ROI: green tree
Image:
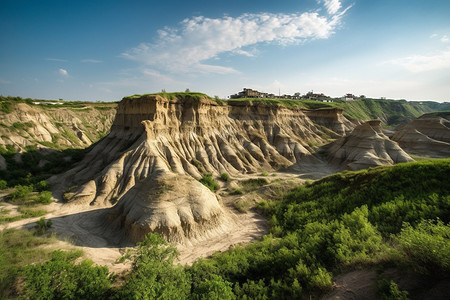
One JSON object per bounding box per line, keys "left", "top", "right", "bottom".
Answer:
{"left": 21, "top": 250, "right": 114, "bottom": 299}
{"left": 35, "top": 191, "right": 53, "bottom": 204}
{"left": 120, "top": 233, "right": 190, "bottom": 299}
{"left": 190, "top": 274, "right": 236, "bottom": 300}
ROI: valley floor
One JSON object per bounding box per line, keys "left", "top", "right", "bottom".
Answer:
{"left": 0, "top": 171, "right": 311, "bottom": 272}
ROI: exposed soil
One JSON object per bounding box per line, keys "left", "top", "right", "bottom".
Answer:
{"left": 0, "top": 171, "right": 314, "bottom": 273}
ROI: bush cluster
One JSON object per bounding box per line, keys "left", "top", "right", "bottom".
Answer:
{"left": 5, "top": 159, "right": 449, "bottom": 299}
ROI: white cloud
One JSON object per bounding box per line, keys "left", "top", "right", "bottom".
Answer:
{"left": 58, "top": 68, "right": 69, "bottom": 76}
{"left": 141, "top": 68, "right": 176, "bottom": 82}
{"left": 321, "top": 0, "right": 342, "bottom": 15}
{"left": 388, "top": 51, "right": 450, "bottom": 73}
{"left": 81, "top": 59, "right": 102, "bottom": 63}
{"left": 0, "top": 78, "right": 11, "bottom": 84}
{"left": 122, "top": 2, "right": 349, "bottom": 74}
{"left": 429, "top": 33, "right": 448, "bottom": 43}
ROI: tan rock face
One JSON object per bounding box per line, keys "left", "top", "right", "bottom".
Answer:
{"left": 392, "top": 113, "right": 450, "bottom": 158}
{"left": 303, "top": 107, "right": 355, "bottom": 137}
{"left": 325, "top": 120, "right": 414, "bottom": 171}
{"left": 0, "top": 102, "right": 116, "bottom": 151}
{"left": 52, "top": 95, "right": 356, "bottom": 244}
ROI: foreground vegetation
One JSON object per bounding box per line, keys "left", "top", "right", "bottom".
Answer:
{"left": 0, "top": 144, "right": 88, "bottom": 189}
{"left": 2, "top": 159, "right": 448, "bottom": 299}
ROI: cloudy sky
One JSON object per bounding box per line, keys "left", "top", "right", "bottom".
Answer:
{"left": 1, "top": 0, "right": 449, "bottom": 101}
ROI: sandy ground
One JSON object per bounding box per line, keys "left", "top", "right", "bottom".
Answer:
{"left": 0, "top": 198, "right": 268, "bottom": 273}
{"left": 0, "top": 168, "right": 331, "bottom": 273}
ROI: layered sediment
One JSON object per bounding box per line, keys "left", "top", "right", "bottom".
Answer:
{"left": 51, "top": 95, "right": 354, "bottom": 244}
{"left": 392, "top": 113, "right": 450, "bottom": 158}
{"left": 324, "top": 120, "right": 414, "bottom": 170}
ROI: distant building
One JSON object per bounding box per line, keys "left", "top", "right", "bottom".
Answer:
{"left": 230, "top": 88, "right": 261, "bottom": 99}
{"left": 343, "top": 94, "right": 356, "bottom": 101}
{"left": 230, "top": 88, "right": 332, "bottom": 102}
{"left": 304, "top": 91, "right": 330, "bottom": 101}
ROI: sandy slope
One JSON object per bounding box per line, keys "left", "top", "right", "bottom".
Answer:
{"left": 1, "top": 178, "right": 279, "bottom": 272}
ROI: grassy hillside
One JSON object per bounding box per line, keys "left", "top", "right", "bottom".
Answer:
{"left": 185, "top": 159, "right": 450, "bottom": 298}
{"left": 297, "top": 98, "right": 443, "bottom": 125}
{"left": 6, "top": 159, "right": 449, "bottom": 299}
{"left": 225, "top": 97, "right": 444, "bottom": 126}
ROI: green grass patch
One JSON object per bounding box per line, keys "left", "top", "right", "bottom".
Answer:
{"left": 0, "top": 101, "right": 13, "bottom": 113}
{"left": 239, "top": 178, "right": 269, "bottom": 192}
{"left": 233, "top": 198, "right": 252, "bottom": 213}
{"left": 123, "top": 92, "right": 220, "bottom": 104}
{"left": 10, "top": 122, "right": 33, "bottom": 131}
{"left": 0, "top": 228, "right": 56, "bottom": 298}
{"left": 199, "top": 173, "right": 220, "bottom": 192}
{"left": 220, "top": 172, "right": 230, "bottom": 182}
{"left": 227, "top": 98, "right": 305, "bottom": 109}
{"left": 230, "top": 187, "right": 244, "bottom": 195}
{"left": 0, "top": 207, "right": 46, "bottom": 224}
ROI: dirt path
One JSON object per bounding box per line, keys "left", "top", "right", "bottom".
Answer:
{"left": 0, "top": 189, "right": 270, "bottom": 273}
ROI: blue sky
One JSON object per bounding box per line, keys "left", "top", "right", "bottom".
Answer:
{"left": 1, "top": 0, "right": 450, "bottom": 102}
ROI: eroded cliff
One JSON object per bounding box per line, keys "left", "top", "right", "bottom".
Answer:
{"left": 0, "top": 102, "right": 116, "bottom": 151}
{"left": 323, "top": 120, "right": 414, "bottom": 171}
{"left": 51, "top": 94, "right": 356, "bottom": 243}
{"left": 392, "top": 112, "right": 450, "bottom": 158}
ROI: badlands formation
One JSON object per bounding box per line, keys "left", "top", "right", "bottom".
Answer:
{"left": 325, "top": 120, "right": 413, "bottom": 170}
{"left": 0, "top": 102, "right": 116, "bottom": 150}
{"left": 392, "top": 112, "right": 450, "bottom": 158}
{"left": 50, "top": 94, "right": 420, "bottom": 246}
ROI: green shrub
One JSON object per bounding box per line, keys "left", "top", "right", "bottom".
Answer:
{"left": 377, "top": 278, "right": 409, "bottom": 300}
{"left": 240, "top": 178, "right": 269, "bottom": 192}
{"left": 35, "top": 191, "right": 52, "bottom": 204}
{"left": 0, "top": 101, "right": 12, "bottom": 113}
{"left": 199, "top": 174, "right": 220, "bottom": 192}
{"left": 393, "top": 219, "right": 450, "bottom": 276}
{"left": 220, "top": 173, "right": 230, "bottom": 182}
{"left": 191, "top": 274, "right": 235, "bottom": 300}
{"left": 21, "top": 250, "right": 114, "bottom": 299}
{"left": 8, "top": 185, "right": 33, "bottom": 201}
{"left": 11, "top": 122, "right": 27, "bottom": 130}
{"left": 35, "top": 217, "right": 53, "bottom": 234}
{"left": 0, "top": 180, "right": 7, "bottom": 190}
{"left": 119, "top": 233, "right": 190, "bottom": 299}
{"left": 34, "top": 180, "right": 50, "bottom": 192}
